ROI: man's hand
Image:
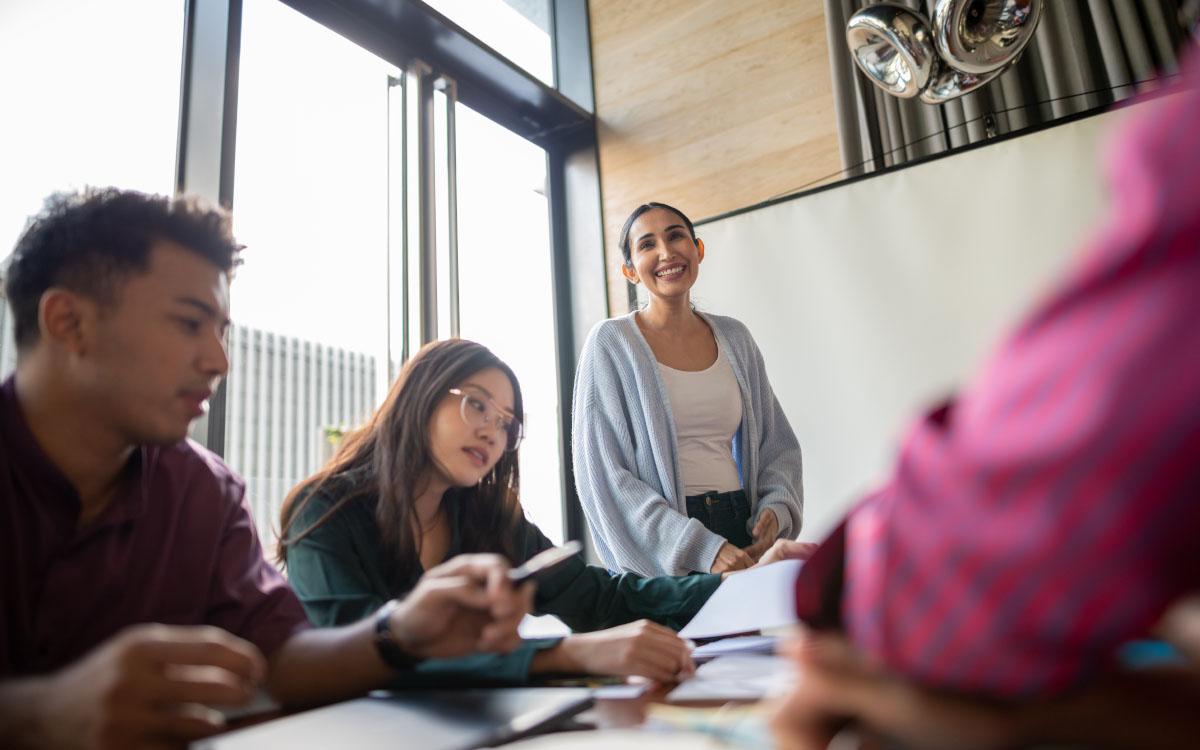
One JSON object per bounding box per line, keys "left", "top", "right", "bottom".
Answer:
{"left": 743, "top": 508, "right": 779, "bottom": 562}
{"left": 709, "top": 541, "right": 754, "bottom": 574}
{"left": 538, "top": 620, "right": 696, "bottom": 684}
{"left": 10, "top": 623, "right": 264, "bottom": 750}
{"left": 769, "top": 630, "right": 1018, "bottom": 750}
{"left": 390, "top": 553, "right": 533, "bottom": 660}
{"left": 1156, "top": 592, "right": 1200, "bottom": 662}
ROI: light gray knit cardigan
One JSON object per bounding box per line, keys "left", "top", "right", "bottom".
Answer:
{"left": 571, "top": 310, "right": 804, "bottom": 577}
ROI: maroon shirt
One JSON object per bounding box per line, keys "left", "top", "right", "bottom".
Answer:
{"left": 0, "top": 376, "right": 311, "bottom": 676}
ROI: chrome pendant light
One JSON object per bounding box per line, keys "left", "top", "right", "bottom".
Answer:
{"left": 919, "top": 63, "right": 1005, "bottom": 103}
{"left": 931, "top": 0, "right": 1042, "bottom": 74}
{"left": 847, "top": 0, "right": 1042, "bottom": 103}
{"left": 846, "top": 3, "right": 938, "bottom": 98}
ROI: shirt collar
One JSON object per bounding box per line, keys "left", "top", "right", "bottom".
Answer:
{"left": 1, "top": 375, "right": 151, "bottom": 532}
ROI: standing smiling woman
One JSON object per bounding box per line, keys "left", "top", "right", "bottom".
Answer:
{"left": 279, "top": 339, "right": 740, "bottom": 684}
{"left": 572, "top": 202, "right": 804, "bottom": 578}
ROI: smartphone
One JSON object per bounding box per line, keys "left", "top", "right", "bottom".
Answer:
{"left": 508, "top": 540, "right": 583, "bottom": 585}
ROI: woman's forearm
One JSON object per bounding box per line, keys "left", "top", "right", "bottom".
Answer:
{"left": 529, "top": 640, "right": 577, "bottom": 674}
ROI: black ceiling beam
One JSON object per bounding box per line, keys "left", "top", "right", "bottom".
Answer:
{"left": 277, "top": 0, "right": 593, "bottom": 147}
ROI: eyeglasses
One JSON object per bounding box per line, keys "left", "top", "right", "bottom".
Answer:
{"left": 448, "top": 387, "right": 524, "bottom": 453}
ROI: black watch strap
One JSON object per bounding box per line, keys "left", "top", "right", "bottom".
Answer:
{"left": 374, "top": 599, "right": 424, "bottom": 671}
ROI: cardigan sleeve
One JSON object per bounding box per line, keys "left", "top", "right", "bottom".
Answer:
{"left": 571, "top": 321, "right": 728, "bottom": 576}
{"left": 737, "top": 323, "right": 805, "bottom": 539}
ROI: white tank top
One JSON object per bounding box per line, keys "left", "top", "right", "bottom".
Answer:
{"left": 657, "top": 341, "right": 744, "bottom": 496}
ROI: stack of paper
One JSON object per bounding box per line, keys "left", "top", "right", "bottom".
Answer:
{"left": 666, "top": 654, "right": 794, "bottom": 702}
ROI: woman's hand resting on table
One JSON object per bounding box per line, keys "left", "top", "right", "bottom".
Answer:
{"left": 530, "top": 620, "right": 695, "bottom": 683}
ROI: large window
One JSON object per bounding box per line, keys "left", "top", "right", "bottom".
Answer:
{"left": 229, "top": 0, "right": 565, "bottom": 547}
{"left": 228, "top": 0, "right": 399, "bottom": 544}
{"left": 0, "top": 0, "right": 184, "bottom": 378}
{"left": 456, "top": 104, "right": 563, "bottom": 543}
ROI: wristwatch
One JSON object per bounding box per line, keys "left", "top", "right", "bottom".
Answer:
{"left": 373, "top": 599, "right": 424, "bottom": 671}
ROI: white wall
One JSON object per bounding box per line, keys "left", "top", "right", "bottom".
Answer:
{"left": 691, "top": 102, "right": 1147, "bottom": 542}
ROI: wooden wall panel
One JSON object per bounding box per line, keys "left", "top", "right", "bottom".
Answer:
{"left": 589, "top": 0, "right": 842, "bottom": 313}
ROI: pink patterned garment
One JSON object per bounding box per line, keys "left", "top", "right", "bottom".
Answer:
{"left": 801, "top": 49, "right": 1200, "bottom": 697}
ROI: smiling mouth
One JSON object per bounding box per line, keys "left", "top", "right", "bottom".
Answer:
{"left": 655, "top": 265, "right": 685, "bottom": 278}
{"left": 463, "top": 447, "right": 488, "bottom": 467}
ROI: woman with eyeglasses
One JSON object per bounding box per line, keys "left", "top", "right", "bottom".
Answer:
{"left": 572, "top": 202, "right": 805, "bottom": 578}
{"left": 278, "top": 339, "right": 797, "bottom": 684}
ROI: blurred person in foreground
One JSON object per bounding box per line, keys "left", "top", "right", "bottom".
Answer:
{"left": 773, "top": 45, "right": 1200, "bottom": 749}
{"left": 0, "top": 189, "right": 531, "bottom": 750}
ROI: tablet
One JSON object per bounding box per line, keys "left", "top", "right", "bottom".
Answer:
{"left": 193, "top": 686, "right": 594, "bottom": 750}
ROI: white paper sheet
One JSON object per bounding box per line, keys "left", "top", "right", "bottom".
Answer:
{"left": 666, "top": 654, "right": 794, "bottom": 702}
{"left": 518, "top": 613, "right": 572, "bottom": 638}
{"left": 678, "top": 559, "right": 803, "bottom": 640}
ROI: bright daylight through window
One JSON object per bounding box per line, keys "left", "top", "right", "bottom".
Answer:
{"left": 0, "top": 0, "right": 183, "bottom": 379}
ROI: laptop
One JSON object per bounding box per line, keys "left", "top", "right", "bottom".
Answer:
{"left": 192, "top": 687, "right": 594, "bottom": 750}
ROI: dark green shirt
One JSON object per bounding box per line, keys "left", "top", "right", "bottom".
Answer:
{"left": 284, "top": 473, "right": 721, "bottom": 683}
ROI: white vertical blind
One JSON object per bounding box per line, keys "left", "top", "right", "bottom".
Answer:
{"left": 224, "top": 324, "right": 376, "bottom": 557}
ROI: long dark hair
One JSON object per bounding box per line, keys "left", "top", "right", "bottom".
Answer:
{"left": 277, "top": 339, "right": 524, "bottom": 587}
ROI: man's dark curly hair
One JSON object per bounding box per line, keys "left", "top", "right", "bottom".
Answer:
{"left": 2, "top": 187, "right": 244, "bottom": 351}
